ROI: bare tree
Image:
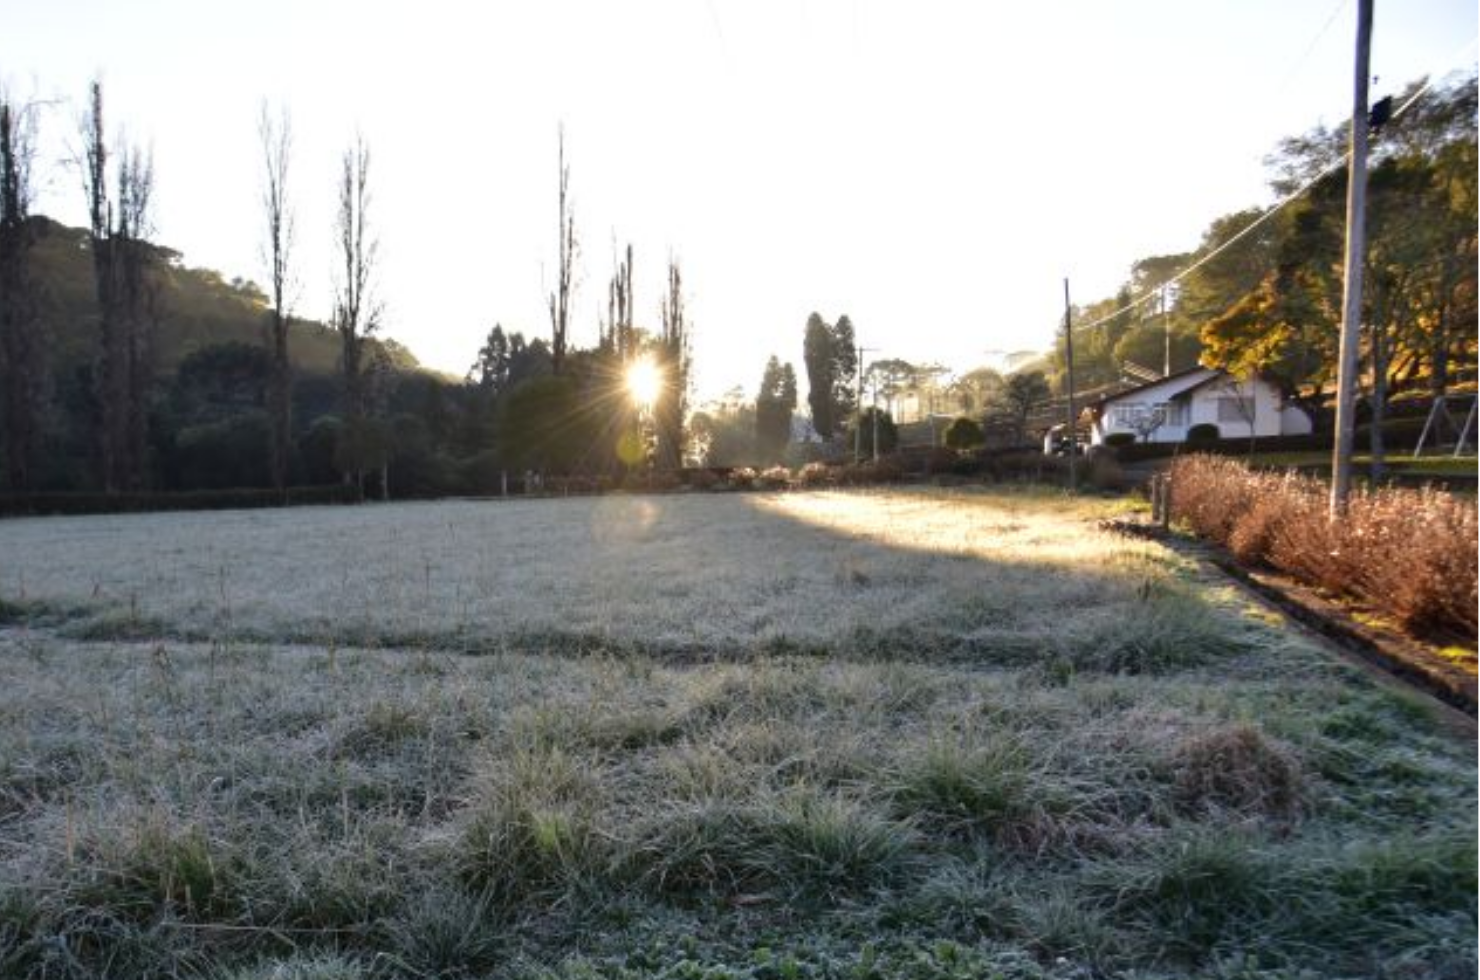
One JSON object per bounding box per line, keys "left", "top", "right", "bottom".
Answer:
{"left": 0, "top": 92, "right": 43, "bottom": 490}
{"left": 115, "top": 141, "right": 157, "bottom": 490}
{"left": 81, "top": 80, "right": 121, "bottom": 490}
{"left": 80, "top": 80, "right": 157, "bottom": 491}
{"left": 604, "top": 241, "right": 635, "bottom": 361}
{"left": 1213, "top": 375, "right": 1260, "bottom": 458}
{"left": 599, "top": 240, "right": 638, "bottom": 475}
{"left": 331, "top": 134, "right": 381, "bottom": 490}
{"left": 655, "top": 258, "right": 691, "bottom": 470}
{"left": 259, "top": 103, "right": 296, "bottom": 492}
{"left": 547, "top": 126, "right": 575, "bottom": 376}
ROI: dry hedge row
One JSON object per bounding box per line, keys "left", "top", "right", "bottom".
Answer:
{"left": 1168, "top": 454, "right": 1478, "bottom": 639}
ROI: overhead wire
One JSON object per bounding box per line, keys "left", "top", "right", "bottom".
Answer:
{"left": 1068, "top": 34, "right": 1479, "bottom": 337}
{"left": 1271, "top": 0, "right": 1352, "bottom": 98}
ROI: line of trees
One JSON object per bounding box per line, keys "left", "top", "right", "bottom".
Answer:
{"left": 82, "top": 80, "right": 159, "bottom": 493}
{"left": 0, "top": 89, "right": 42, "bottom": 491}
{"left": 0, "top": 79, "right": 710, "bottom": 497}
{"left": 1046, "top": 74, "right": 1477, "bottom": 429}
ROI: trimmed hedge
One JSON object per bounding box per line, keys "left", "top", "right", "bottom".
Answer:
{"left": 1113, "top": 433, "right": 1326, "bottom": 462}
{"left": 1186, "top": 423, "right": 1220, "bottom": 443}
{"left": 1111, "top": 417, "right": 1435, "bottom": 463}
{"left": 0, "top": 484, "right": 363, "bottom": 518}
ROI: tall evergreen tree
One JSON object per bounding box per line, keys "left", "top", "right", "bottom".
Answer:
{"left": 755, "top": 355, "right": 796, "bottom": 459}
{"left": 831, "top": 314, "right": 858, "bottom": 427}
{"left": 802, "top": 312, "right": 834, "bottom": 437}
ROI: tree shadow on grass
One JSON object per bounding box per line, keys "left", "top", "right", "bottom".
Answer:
{"left": 0, "top": 488, "right": 1273, "bottom": 674}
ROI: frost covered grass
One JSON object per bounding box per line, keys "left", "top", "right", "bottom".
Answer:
{"left": 0, "top": 488, "right": 1474, "bottom": 979}
{"left": 0, "top": 487, "right": 1224, "bottom": 664}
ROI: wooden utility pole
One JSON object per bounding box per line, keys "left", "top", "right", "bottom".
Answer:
{"left": 1162, "top": 285, "right": 1172, "bottom": 377}
{"left": 1330, "top": 0, "right": 1373, "bottom": 517}
{"left": 853, "top": 345, "right": 875, "bottom": 463}
{"left": 1064, "top": 278, "right": 1077, "bottom": 492}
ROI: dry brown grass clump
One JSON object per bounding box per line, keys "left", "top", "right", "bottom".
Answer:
{"left": 1169, "top": 722, "right": 1305, "bottom": 820}
{"left": 1169, "top": 455, "right": 1478, "bottom": 639}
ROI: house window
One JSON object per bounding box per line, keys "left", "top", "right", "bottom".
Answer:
{"left": 1111, "top": 403, "right": 1143, "bottom": 428}
{"left": 1161, "top": 401, "right": 1187, "bottom": 427}
{"left": 1217, "top": 397, "right": 1250, "bottom": 423}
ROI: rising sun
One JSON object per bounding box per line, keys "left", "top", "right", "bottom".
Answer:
{"left": 627, "top": 358, "right": 663, "bottom": 408}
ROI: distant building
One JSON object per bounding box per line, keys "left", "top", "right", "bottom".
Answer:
{"left": 1083, "top": 367, "right": 1312, "bottom": 446}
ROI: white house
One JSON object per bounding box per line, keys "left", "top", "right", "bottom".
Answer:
{"left": 1084, "top": 367, "right": 1312, "bottom": 446}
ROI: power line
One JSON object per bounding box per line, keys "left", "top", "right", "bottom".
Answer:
{"left": 1272, "top": 0, "right": 1352, "bottom": 98}
{"left": 1070, "top": 37, "right": 1478, "bottom": 337}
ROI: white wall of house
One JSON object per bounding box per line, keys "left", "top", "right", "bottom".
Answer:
{"left": 1183, "top": 377, "right": 1283, "bottom": 440}
{"left": 1091, "top": 372, "right": 1309, "bottom": 444}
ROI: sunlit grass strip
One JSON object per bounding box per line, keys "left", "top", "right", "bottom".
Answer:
{"left": 1, "top": 488, "right": 1243, "bottom": 668}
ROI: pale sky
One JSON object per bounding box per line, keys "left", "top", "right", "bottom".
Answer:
{"left": 3, "top": 0, "right": 1476, "bottom": 402}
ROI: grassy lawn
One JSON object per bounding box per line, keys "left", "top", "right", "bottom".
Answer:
{"left": 0, "top": 488, "right": 1474, "bottom": 979}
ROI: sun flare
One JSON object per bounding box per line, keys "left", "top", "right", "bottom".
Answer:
{"left": 626, "top": 358, "right": 663, "bottom": 408}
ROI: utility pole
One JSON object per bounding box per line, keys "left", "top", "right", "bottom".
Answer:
{"left": 1162, "top": 285, "right": 1172, "bottom": 377}
{"left": 871, "top": 376, "right": 880, "bottom": 461}
{"left": 1330, "top": 0, "right": 1373, "bottom": 517}
{"left": 854, "top": 345, "right": 876, "bottom": 463}
{"left": 1064, "top": 278, "right": 1077, "bottom": 492}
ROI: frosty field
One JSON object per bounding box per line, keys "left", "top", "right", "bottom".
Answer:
{"left": 0, "top": 488, "right": 1474, "bottom": 980}
{"left": 3, "top": 488, "right": 1189, "bottom": 660}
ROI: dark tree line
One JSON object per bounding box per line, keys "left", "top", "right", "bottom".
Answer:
{"left": 0, "top": 91, "right": 42, "bottom": 491}
{"left": 82, "top": 80, "right": 159, "bottom": 493}
{"left": 0, "top": 79, "right": 721, "bottom": 500}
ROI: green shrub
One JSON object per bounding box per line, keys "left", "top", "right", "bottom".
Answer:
{"left": 459, "top": 448, "right": 507, "bottom": 495}
{"left": 1186, "top": 423, "right": 1220, "bottom": 443}
{"left": 172, "top": 412, "right": 272, "bottom": 489}
{"left": 943, "top": 417, "right": 985, "bottom": 451}
{"left": 846, "top": 408, "right": 898, "bottom": 457}
{"left": 1103, "top": 432, "right": 1137, "bottom": 448}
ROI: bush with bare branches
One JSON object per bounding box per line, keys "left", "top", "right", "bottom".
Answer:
{"left": 1169, "top": 455, "right": 1477, "bottom": 638}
